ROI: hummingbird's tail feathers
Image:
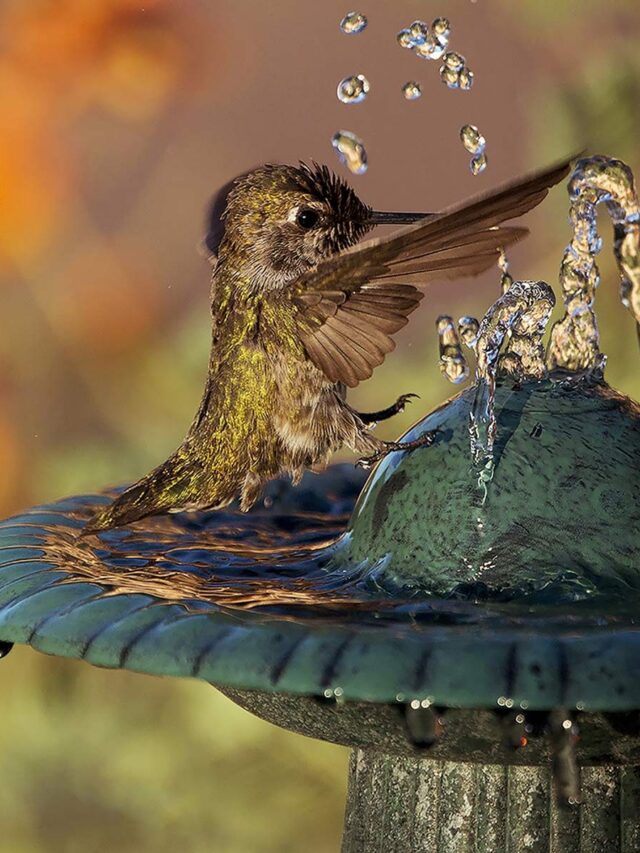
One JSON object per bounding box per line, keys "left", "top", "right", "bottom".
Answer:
{"left": 83, "top": 454, "right": 206, "bottom": 534}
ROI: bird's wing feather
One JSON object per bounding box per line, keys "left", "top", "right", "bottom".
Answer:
{"left": 291, "top": 156, "right": 573, "bottom": 387}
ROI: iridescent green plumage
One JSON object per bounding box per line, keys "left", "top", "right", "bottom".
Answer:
{"left": 87, "top": 158, "right": 572, "bottom": 532}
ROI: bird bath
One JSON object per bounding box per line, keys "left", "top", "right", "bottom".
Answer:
{"left": 0, "top": 156, "right": 639, "bottom": 852}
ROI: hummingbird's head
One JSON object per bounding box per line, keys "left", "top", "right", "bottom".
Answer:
{"left": 204, "top": 163, "right": 375, "bottom": 286}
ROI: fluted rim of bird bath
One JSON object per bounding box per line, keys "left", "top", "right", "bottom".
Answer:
{"left": 0, "top": 377, "right": 639, "bottom": 715}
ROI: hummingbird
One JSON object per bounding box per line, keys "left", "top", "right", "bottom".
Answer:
{"left": 86, "top": 156, "right": 572, "bottom": 532}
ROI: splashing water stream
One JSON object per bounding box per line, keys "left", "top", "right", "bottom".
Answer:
{"left": 547, "top": 155, "right": 640, "bottom": 370}
{"left": 436, "top": 315, "right": 470, "bottom": 383}
{"left": 469, "top": 281, "right": 556, "bottom": 494}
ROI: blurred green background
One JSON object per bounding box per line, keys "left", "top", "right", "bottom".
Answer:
{"left": 0, "top": 1, "right": 639, "bottom": 850}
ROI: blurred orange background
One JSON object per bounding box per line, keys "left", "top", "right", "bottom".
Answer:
{"left": 0, "top": 1, "right": 639, "bottom": 850}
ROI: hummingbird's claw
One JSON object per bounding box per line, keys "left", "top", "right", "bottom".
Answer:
{"left": 356, "top": 392, "right": 420, "bottom": 426}
{"left": 397, "top": 392, "right": 420, "bottom": 410}
{"left": 356, "top": 429, "right": 439, "bottom": 469}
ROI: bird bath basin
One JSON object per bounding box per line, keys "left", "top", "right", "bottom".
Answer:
{"left": 1, "top": 156, "right": 639, "bottom": 852}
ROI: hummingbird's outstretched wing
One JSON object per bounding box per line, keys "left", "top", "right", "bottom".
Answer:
{"left": 291, "top": 156, "right": 573, "bottom": 387}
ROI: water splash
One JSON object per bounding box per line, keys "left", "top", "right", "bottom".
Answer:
{"left": 498, "top": 250, "right": 513, "bottom": 294}
{"left": 415, "top": 37, "right": 446, "bottom": 62}
{"left": 332, "top": 130, "right": 368, "bottom": 175}
{"left": 340, "top": 11, "right": 367, "bottom": 34}
{"left": 397, "top": 17, "right": 450, "bottom": 61}
{"left": 460, "top": 125, "right": 487, "bottom": 175}
{"left": 460, "top": 124, "right": 485, "bottom": 155}
{"left": 470, "top": 153, "right": 487, "bottom": 176}
{"left": 337, "top": 74, "right": 370, "bottom": 104}
{"left": 470, "top": 281, "right": 555, "bottom": 495}
{"left": 458, "top": 68, "right": 474, "bottom": 91}
{"left": 397, "top": 29, "right": 414, "bottom": 49}
{"left": 432, "top": 17, "right": 451, "bottom": 47}
{"left": 436, "top": 315, "right": 470, "bottom": 384}
{"left": 458, "top": 316, "right": 479, "bottom": 349}
{"left": 440, "top": 51, "right": 474, "bottom": 90}
{"left": 547, "top": 155, "right": 640, "bottom": 370}
{"left": 408, "top": 20, "right": 428, "bottom": 45}
{"left": 401, "top": 81, "right": 422, "bottom": 100}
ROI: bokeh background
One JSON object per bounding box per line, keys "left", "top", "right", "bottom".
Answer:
{"left": 1, "top": 1, "right": 639, "bottom": 850}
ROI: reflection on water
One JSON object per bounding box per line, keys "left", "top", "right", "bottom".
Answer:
{"left": 1, "top": 456, "right": 639, "bottom": 631}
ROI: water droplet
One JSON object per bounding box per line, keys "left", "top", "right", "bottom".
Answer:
{"left": 440, "top": 66, "right": 460, "bottom": 88}
{"left": 498, "top": 250, "right": 513, "bottom": 293}
{"left": 470, "top": 153, "right": 488, "bottom": 176}
{"left": 415, "top": 37, "right": 446, "bottom": 61}
{"left": 431, "top": 17, "right": 451, "bottom": 46}
{"left": 402, "top": 81, "right": 422, "bottom": 100}
{"left": 458, "top": 316, "right": 479, "bottom": 349}
{"left": 460, "top": 124, "right": 486, "bottom": 155}
{"left": 396, "top": 28, "right": 414, "bottom": 49}
{"left": 337, "top": 74, "right": 370, "bottom": 104}
{"left": 437, "top": 315, "right": 470, "bottom": 384}
{"left": 409, "top": 20, "right": 429, "bottom": 45}
{"left": 340, "top": 11, "right": 367, "bottom": 34}
{"left": 331, "top": 130, "right": 368, "bottom": 175}
{"left": 459, "top": 68, "right": 474, "bottom": 90}
{"left": 444, "top": 51, "right": 465, "bottom": 71}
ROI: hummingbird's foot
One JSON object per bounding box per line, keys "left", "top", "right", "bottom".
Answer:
{"left": 356, "top": 429, "right": 438, "bottom": 470}
{"left": 356, "top": 393, "right": 419, "bottom": 426}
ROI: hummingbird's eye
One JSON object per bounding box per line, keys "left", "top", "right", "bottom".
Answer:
{"left": 296, "top": 208, "right": 320, "bottom": 230}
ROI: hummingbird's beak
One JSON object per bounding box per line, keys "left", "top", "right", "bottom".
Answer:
{"left": 368, "top": 210, "right": 435, "bottom": 225}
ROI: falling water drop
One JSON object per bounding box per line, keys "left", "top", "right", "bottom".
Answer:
{"left": 459, "top": 68, "right": 474, "bottom": 90}
{"left": 440, "top": 67, "right": 460, "bottom": 87}
{"left": 432, "top": 17, "right": 451, "bottom": 46}
{"left": 402, "top": 81, "right": 422, "bottom": 100}
{"left": 443, "top": 51, "right": 465, "bottom": 71}
{"left": 458, "top": 316, "right": 479, "bottom": 349}
{"left": 396, "top": 28, "right": 414, "bottom": 49}
{"left": 337, "top": 74, "right": 370, "bottom": 104}
{"left": 340, "top": 11, "right": 367, "bottom": 34}
{"left": 331, "top": 130, "right": 368, "bottom": 175}
{"left": 437, "top": 315, "right": 470, "bottom": 384}
{"left": 498, "top": 250, "right": 513, "bottom": 294}
{"left": 409, "top": 20, "right": 429, "bottom": 45}
{"left": 460, "top": 124, "right": 486, "bottom": 155}
{"left": 415, "top": 37, "right": 446, "bottom": 61}
{"left": 470, "top": 153, "right": 488, "bottom": 176}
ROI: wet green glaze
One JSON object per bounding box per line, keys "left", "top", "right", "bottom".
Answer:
{"left": 0, "top": 380, "right": 638, "bottom": 712}
{"left": 339, "top": 374, "right": 640, "bottom": 599}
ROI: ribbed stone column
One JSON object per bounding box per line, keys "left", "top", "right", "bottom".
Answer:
{"left": 341, "top": 751, "right": 640, "bottom": 853}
